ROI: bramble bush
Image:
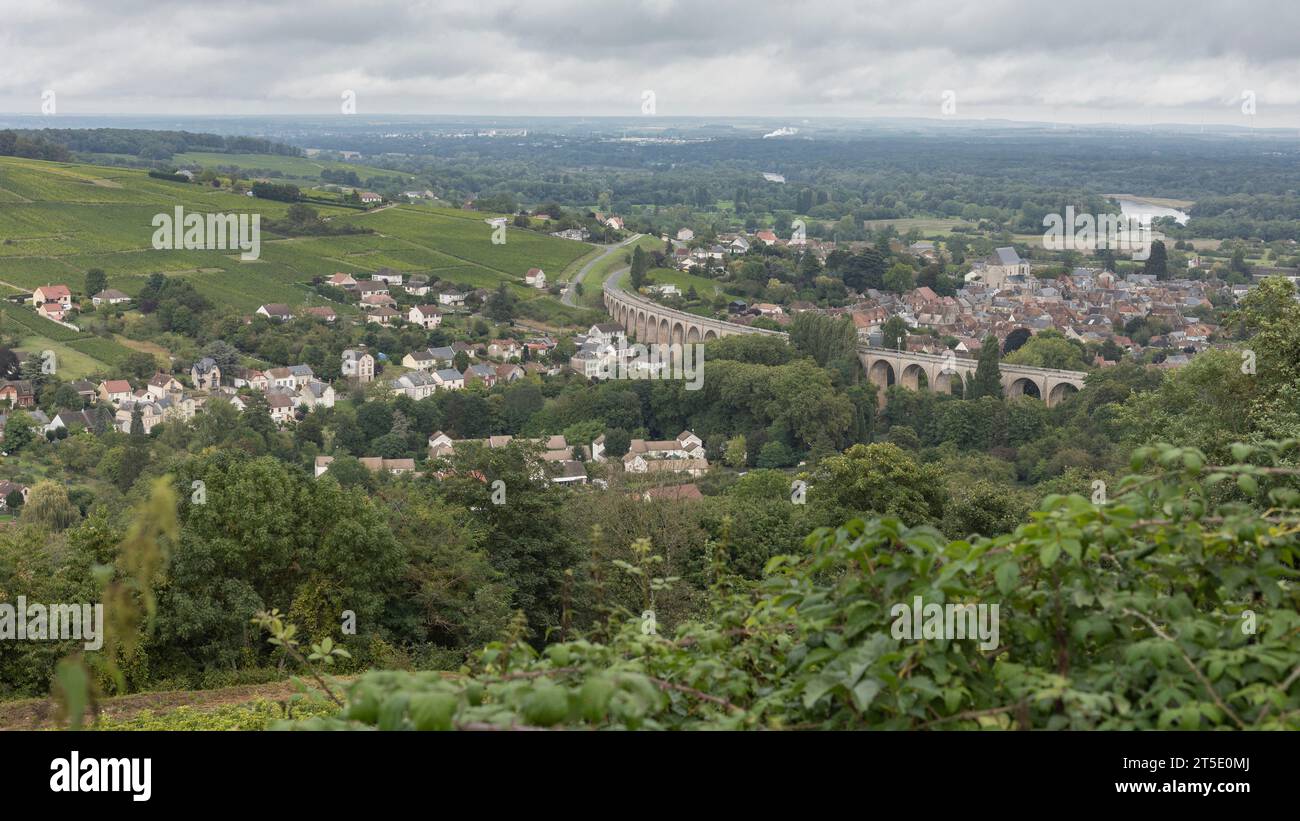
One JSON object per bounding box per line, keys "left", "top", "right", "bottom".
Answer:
{"left": 275, "top": 440, "right": 1299, "bottom": 731}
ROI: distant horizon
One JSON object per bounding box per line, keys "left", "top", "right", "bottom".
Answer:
{"left": 1, "top": 112, "right": 1298, "bottom": 136}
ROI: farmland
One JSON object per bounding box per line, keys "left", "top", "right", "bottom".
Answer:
{"left": 0, "top": 301, "right": 135, "bottom": 378}
{"left": 0, "top": 154, "right": 593, "bottom": 317}
{"left": 170, "top": 152, "right": 404, "bottom": 183}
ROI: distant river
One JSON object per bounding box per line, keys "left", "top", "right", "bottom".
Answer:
{"left": 1114, "top": 197, "right": 1190, "bottom": 226}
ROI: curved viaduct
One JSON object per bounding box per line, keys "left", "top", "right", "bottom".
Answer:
{"left": 603, "top": 283, "right": 786, "bottom": 346}
{"left": 603, "top": 284, "right": 1086, "bottom": 407}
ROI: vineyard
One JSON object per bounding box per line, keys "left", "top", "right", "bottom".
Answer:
{"left": 0, "top": 155, "right": 592, "bottom": 316}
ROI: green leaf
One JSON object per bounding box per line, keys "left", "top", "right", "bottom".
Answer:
{"left": 409, "top": 692, "right": 458, "bottom": 731}
{"left": 850, "top": 679, "right": 881, "bottom": 712}
{"left": 1061, "top": 539, "right": 1082, "bottom": 562}
{"left": 995, "top": 561, "right": 1019, "bottom": 595}
{"left": 1039, "top": 542, "right": 1061, "bottom": 568}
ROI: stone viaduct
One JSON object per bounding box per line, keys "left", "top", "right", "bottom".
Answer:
{"left": 603, "top": 283, "right": 1087, "bottom": 407}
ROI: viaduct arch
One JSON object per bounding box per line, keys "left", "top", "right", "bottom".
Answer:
{"left": 603, "top": 283, "right": 1086, "bottom": 407}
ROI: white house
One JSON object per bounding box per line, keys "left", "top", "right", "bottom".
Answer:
{"left": 299, "top": 380, "right": 335, "bottom": 409}
{"left": 32, "top": 285, "right": 72, "bottom": 308}
{"left": 146, "top": 372, "right": 183, "bottom": 401}
{"left": 525, "top": 268, "right": 546, "bottom": 289}
{"left": 402, "top": 350, "right": 438, "bottom": 371}
{"left": 390, "top": 371, "right": 437, "bottom": 400}
{"left": 267, "top": 393, "right": 295, "bottom": 425}
{"left": 256, "top": 304, "right": 294, "bottom": 321}
{"left": 92, "top": 289, "right": 131, "bottom": 306}
{"left": 432, "top": 368, "right": 465, "bottom": 391}
{"left": 341, "top": 349, "right": 374, "bottom": 382}
{"left": 587, "top": 323, "right": 627, "bottom": 346}
{"left": 191, "top": 357, "right": 222, "bottom": 391}
{"left": 408, "top": 305, "right": 443, "bottom": 329}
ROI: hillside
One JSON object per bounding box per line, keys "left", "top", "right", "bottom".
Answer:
{"left": 0, "top": 155, "right": 592, "bottom": 304}
{"left": 0, "top": 154, "right": 594, "bottom": 373}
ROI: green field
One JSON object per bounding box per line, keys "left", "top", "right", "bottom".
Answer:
{"left": 579, "top": 235, "right": 667, "bottom": 307}
{"left": 861, "top": 217, "right": 973, "bottom": 235}
{"left": 0, "top": 300, "right": 137, "bottom": 378}
{"left": 0, "top": 155, "right": 593, "bottom": 318}
{"left": 171, "top": 152, "right": 406, "bottom": 183}
{"left": 644, "top": 267, "right": 736, "bottom": 299}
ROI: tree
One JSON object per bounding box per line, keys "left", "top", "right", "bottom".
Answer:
{"left": 1143, "top": 240, "right": 1168, "bottom": 280}
{"left": 880, "top": 316, "right": 909, "bottom": 351}
{"left": 324, "top": 454, "right": 374, "bottom": 490}
{"left": 1002, "top": 327, "right": 1033, "bottom": 355}
{"left": 84, "top": 268, "right": 107, "bottom": 298}
{"left": 838, "top": 249, "right": 886, "bottom": 292}
{"left": 967, "top": 335, "right": 1003, "bottom": 400}
{"left": 790, "top": 312, "right": 857, "bottom": 370}
{"left": 19, "top": 481, "right": 80, "bottom": 531}
{"left": 3, "top": 410, "right": 40, "bottom": 453}
{"left": 723, "top": 435, "right": 747, "bottom": 468}
{"left": 1004, "top": 330, "right": 1088, "bottom": 370}
{"left": 122, "top": 351, "right": 161, "bottom": 381}
{"left": 756, "top": 439, "right": 796, "bottom": 468}
{"left": 629, "top": 245, "right": 650, "bottom": 291}
{"left": 883, "top": 263, "right": 915, "bottom": 294}
{"left": 484, "top": 283, "right": 516, "bottom": 322}
{"left": 602, "top": 427, "right": 631, "bottom": 458}
{"left": 212, "top": 438, "right": 1300, "bottom": 730}
{"left": 200, "top": 340, "right": 241, "bottom": 373}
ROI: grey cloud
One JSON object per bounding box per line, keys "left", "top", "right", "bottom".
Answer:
{"left": 2, "top": 0, "right": 1299, "bottom": 124}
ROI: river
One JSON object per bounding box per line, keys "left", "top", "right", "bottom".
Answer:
{"left": 1114, "top": 197, "right": 1190, "bottom": 226}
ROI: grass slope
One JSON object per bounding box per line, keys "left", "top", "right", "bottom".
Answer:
{"left": 0, "top": 155, "right": 594, "bottom": 321}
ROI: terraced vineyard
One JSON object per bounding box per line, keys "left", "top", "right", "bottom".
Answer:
{"left": 0, "top": 155, "right": 593, "bottom": 315}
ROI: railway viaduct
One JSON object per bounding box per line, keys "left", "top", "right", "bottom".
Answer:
{"left": 603, "top": 283, "right": 1087, "bottom": 406}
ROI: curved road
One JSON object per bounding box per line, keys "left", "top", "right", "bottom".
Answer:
{"left": 561, "top": 233, "right": 643, "bottom": 307}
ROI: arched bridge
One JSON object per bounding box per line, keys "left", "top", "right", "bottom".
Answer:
{"left": 857, "top": 347, "right": 1086, "bottom": 407}
{"left": 603, "top": 283, "right": 1086, "bottom": 406}
{"left": 603, "top": 283, "right": 786, "bottom": 346}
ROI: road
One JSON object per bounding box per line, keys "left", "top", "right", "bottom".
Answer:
{"left": 561, "top": 233, "right": 643, "bottom": 307}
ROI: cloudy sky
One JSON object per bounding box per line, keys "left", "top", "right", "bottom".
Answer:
{"left": 3, "top": 0, "right": 1300, "bottom": 127}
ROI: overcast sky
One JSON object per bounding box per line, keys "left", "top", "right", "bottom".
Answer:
{"left": 3, "top": 0, "right": 1300, "bottom": 127}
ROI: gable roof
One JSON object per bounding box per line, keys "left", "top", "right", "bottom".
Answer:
{"left": 992, "top": 247, "right": 1022, "bottom": 266}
